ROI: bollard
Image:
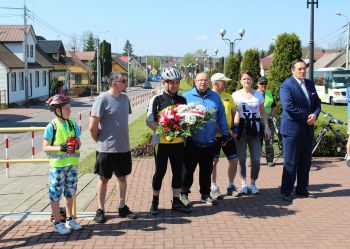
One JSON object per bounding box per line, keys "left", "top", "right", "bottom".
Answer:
{"left": 31, "top": 131, "right": 35, "bottom": 159}
{"left": 5, "top": 135, "right": 9, "bottom": 177}
{"left": 79, "top": 112, "right": 82, "bottom": 132}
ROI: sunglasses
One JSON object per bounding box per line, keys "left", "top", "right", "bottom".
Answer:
{"left": 258, "top": 82, "right": 268, "bottom": 85}
{"left": 165, "top": 80, "right": 180, "bottom": 84}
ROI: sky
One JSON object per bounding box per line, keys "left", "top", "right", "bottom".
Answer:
{"left": 0, "top": 0, "right": 350, "bottom": 57}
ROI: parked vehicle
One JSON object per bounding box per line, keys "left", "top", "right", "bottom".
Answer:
{"left": 142, "top": 81, "right": 152, "bottom": 89}
{"left": 314, "top": 67, "right": 350, "bottom": 105}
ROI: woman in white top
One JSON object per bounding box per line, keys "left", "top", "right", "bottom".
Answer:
{"left": 232, "top": 71, "right": 271, "bottom": 195}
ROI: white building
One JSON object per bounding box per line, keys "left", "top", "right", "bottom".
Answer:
{"left": 0, "top": 25, "right": 52, "bottom": 105}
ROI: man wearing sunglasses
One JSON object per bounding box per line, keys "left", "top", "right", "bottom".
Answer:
{"left": 146, "top": 67, "right": 189, "bottom": 215}
{"left": 257, "top": 76, "right": 277, "bottom": 167}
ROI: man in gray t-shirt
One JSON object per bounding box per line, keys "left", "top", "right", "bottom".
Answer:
{"left": 89, "top": 72, "right": 136, "bottom": 223}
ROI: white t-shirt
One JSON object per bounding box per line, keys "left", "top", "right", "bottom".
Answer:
{"left": 232, "top": 90, "right": 264, "bottom": 131}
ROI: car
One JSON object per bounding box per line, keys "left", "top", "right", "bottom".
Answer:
{"left": 142, "top": 81, "right": 152, "bottom": 89}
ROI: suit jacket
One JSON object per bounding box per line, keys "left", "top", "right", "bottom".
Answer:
{"left": 280, "top": 76, "right": 321, "bottom": 138}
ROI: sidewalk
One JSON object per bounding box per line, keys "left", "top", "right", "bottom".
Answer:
{"left": 0, "top": 96, "right": 151, "bottom": 217}
{"left": 1, "top": 157, "right": 350, "bottom": 248}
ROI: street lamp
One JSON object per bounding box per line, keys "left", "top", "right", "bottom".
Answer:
{"left": 307, "top": 0, "right": 318, "bottom": 82}
{"left": 336, "top": 12, "right": 350, "bottom": 69}
{"left": 219, "top": 28, "right": 245, "bottom": 56}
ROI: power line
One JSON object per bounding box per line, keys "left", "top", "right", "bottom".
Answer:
{"left": 315, "top": 24, "right": 346, "bottom": 42}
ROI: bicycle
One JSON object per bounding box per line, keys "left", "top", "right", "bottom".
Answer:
{"left": 261, "top": 116, "right": 283, "bottom": 164}
{"left": 312, "top": 111, "right": 348, "bottom": 157}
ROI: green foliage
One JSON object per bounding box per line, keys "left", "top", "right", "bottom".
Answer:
{"left": 267, "top": 43, "right": 275, "bottom": 55}
{"left": 236, "top": 49, "right": 243, "bottom": 65}
{"left": 50, "top": 77, "right": 59, "bottom": 96}
{"left": 182, "top": 53, "right": 195, "bottom": 67}
{"left": 84, "top": 33, "right": 96, "bottom": 52}
{"left": 312, "top": 123, "right": 347, "bottom": 157}
{"left": 123, "top": 39, "right": 134, "bottom": 56}
{"left": 240, "top": 49, "right": 261, "bottom": 88}
{"left": 86, "top": 60, "right": 95, "bottom": 84}
{"left": 259, "top": 50, "right": 266, "bottom": 59}
{"left": 100, "top": 40, "right": 112, "bottom": 77}
{"left": 267, "top": 33, "right": 302, "bottom": 113}
{"left": 224, "top": 55, "right": 240, "bottom": 94}
{"left": 215, "top": 57, "right": 224, "bottom": 73}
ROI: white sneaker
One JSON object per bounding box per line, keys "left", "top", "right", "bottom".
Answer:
{"left": 53, "top": 222, "right": 71, "bottom": 235}
{"left": 65, "top": 219, "right": 83, "bottom": 231}
{"left": 250, "top": 184, "right": 259, "bottom": 195}
{"left": 240, "top": 183, "right": 249, "bottom": 195}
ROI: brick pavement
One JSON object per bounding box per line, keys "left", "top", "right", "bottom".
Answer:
{"left": 1, "top": 157, "right": 350, "bottom": 248}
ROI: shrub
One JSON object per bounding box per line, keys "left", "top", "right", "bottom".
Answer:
{"left": 312, "top": 124, "right": 347, "bottom": 157}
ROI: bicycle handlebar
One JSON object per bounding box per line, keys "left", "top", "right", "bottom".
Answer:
{"left": 320, "top": 110, "right": 347, "bottom": 125}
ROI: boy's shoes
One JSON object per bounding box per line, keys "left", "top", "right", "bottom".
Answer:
{"left": 94, "top": 208, "right": 106, "bottom": 223}
{"left": 118, "top": 205, "right": 137, "bottom": 219}
{"left": 65, "top": 218, "right": 82, "bottom": 231}
{"left": 227, "top": 185, "right": 240, "bottom": 197}
{"left": 150, "top": 201, "right": 159, "bottom": 215}
{"left": 53, "top": 222, "right": 71, "bottom": 235}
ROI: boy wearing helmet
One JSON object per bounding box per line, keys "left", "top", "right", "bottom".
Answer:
{"left": 146, "top": 67, "right": 189, "bottom": 214}
{"left": 43, "top": 94, "right": 82, "bottom": 235}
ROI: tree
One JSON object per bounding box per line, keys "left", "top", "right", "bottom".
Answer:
{"left": 123, "top": 40, "right": 134, "bottom": 56}
{"left": 267, "top": 43, "right": 275, "bottom": 55}
{"left": 240, "top": 49, "right": 261, "bottom": 87}
{"left": 224, "top": 54, "right": 240, "bottom": 94}
{"left": 84, "top": 32, "right": 96, "bottom": 51}
{"left": 100, "top": 40, "right": 112, "bottom": 77}
{"left": 267, "top": 32, "right": 302, "bottom": 111}
{"left": 236, "top": 49, "right": 243, "bottom": 66}
{"left": 215, "top": 56, "right": 225, "bottom": 73}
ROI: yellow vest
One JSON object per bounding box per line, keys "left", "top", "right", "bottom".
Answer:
{"left": 216, "top": 91, "right": 236, "bottom": 137}
{"left": 48, "top": 117, "right": 80, "bottom": 167}
{"left": 264, "top": 90, "right": 274, "bottom": 115}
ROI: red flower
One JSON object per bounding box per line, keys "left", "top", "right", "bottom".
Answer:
{"left": 164, "top": 127, "right": 169, "bottom": 132}
{"left": 174, "top": 114, "right": 181, "bottom": 122}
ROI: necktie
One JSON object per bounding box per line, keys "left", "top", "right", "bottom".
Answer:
{"left": 300, "top": 80, "right": 310, "bottom": 104}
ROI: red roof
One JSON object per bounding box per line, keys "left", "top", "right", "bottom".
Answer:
{"left": 260, "top": 54, "right": 273, "bottom": 70}
{"left": 0, "top": 25, "right": 33, "bottom": 42}
{"left": 72, "top": 51, "right": 96, "bottom": 61}
{"left": 119, "top": 55, "right": 129, "bottom": 63}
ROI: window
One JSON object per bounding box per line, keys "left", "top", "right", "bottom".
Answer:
{"left": 30, "top": 45, "right": 33, "bottom": 58}
{"left": 26, "top": 45, "right": 29, "bottom": 57}
{"left": 10, "top": 72, "right": 16, "bottom": 91}
{"left": 75, "top": 74, "right": 82, "bottom": 85}
{"left": 19, "top": 72, "right": 24, "bottom": 90}
{"left": 42, "top": 71, "right": 46, "bottom": 86}
{"left": 35, "top": 71, "right": 39, "bottom": 87}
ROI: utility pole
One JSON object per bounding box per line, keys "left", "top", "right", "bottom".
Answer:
{"left": 23, "top": 4, "right": 29, "bottom": 107}
{"left": 347, "top": 22, "right": 350, "bottom": 69}
{"left": 127, "top": 48, "right": 130, "bottom": 88}
{"left": 307, "top": 0, "right": 318, "bottom": 82}
{"left": 96, "top": 38, "right": 100, "bottom": 94}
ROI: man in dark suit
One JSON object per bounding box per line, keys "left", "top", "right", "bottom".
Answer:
{"left": 279, "top": 59, "right": 321, "bottom": 203}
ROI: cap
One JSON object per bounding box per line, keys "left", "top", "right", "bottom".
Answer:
{"left": 257, "top": 76, "right": 268, "bottom": 84}
{"left": 211, "top": 73, "right": 231, "bottom": 82}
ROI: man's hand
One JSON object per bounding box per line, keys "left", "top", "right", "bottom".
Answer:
{"left": 60, "top": 144, "right": 68, "bottom": 152}
{"left": 306, "top": 114, "right": 317, "bottom": 125}
{"left": 221, "top": 135, "right": 231, "bottom": 146}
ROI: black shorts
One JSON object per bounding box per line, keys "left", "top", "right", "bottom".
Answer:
{"left": 213, "top": 137, "right": 238, "bottom": 160}
{"left": 94, "top": 151, "right": 132, "bottom": 178}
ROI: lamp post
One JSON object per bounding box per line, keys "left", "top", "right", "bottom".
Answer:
{"left": 307, "top": 0, "right": 318, "bottom": 82}
{"left": 96, "top": 30, "right": 108, "bottom": 94}
{"left": 219, "top": 28, "right": 245, "bottom": 56}
{"left": 208, "top": 49, "right": 218, "bottom": 71}
{"left": 336, "top": 12, "right": 350, "bottom": 69}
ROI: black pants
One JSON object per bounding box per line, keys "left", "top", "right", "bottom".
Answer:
{"left": 181, "top": 139, "right": 216, "bottom": 196}
{"left": 152, "top": 143, "right": 184, "bottom": 191}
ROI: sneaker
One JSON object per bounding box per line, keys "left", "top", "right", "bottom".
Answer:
{"left": 94, "top": 208, "right": 106, "bottom": 223}
{"left": 267, "top": 162, "right": 275, "bottom": 167}
{"left": 179, "top": 193, "right": 191, "bottom": 208}
{"left": 240, "top": 183, "right": 249, "bottom": 195}
{"left": 65, "top": 219, "right": 83, "bottom": 231}
{"left": 150, "top": 201, "right": 159, "bottom": 215}
{"left": 118, "top": 205, "right": 137, "bottom": 219}
{"left": 347, "top": 160, "right": 350, "bottom": 167}
{"left": 200, "top": 195, "right": 217, "bottom": 205}
{"left": 210, "top": 187, "right": 222, "bottom": 200}
{"left": 53, "top": 222, "right": 71, "bottom": 235}
{"left": 227, "top": 185, "right": 240, "bottom": 197}
{"left": 250, "top": 184, "right": 259, "bottom": 195}
{"left": 172, "top": 199, "right": 191, "bottom": 213}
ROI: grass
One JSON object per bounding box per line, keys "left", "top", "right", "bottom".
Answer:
{"left": 319, "top": 103, "right": 347, "bottom": 122}
{"left": 78, "top": 113, "right": 152, "bottom": 173}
